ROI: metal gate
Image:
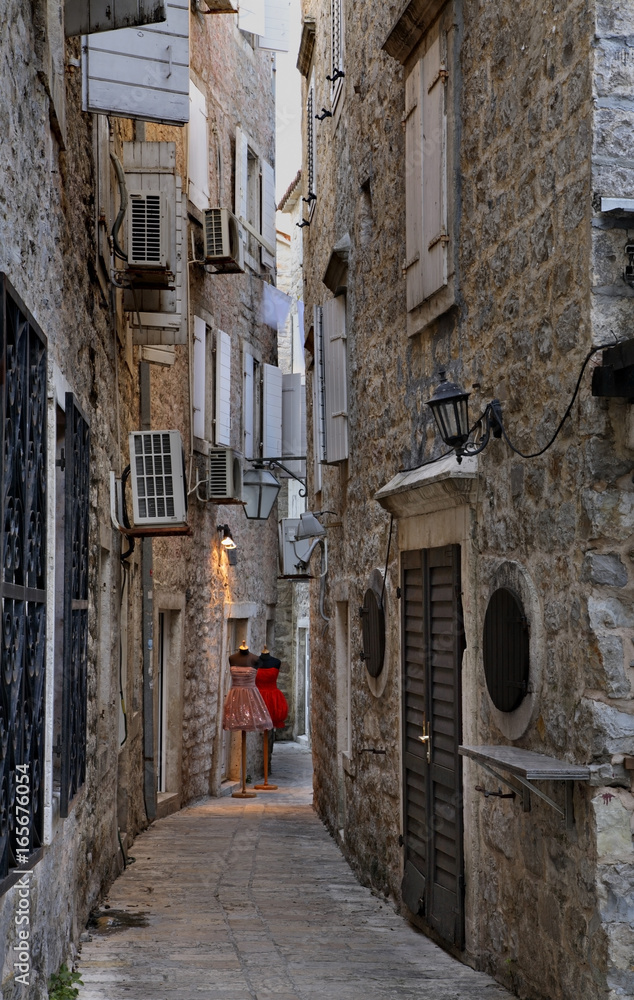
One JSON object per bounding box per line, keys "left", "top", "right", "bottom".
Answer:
{"left": 401, "top": 545, "right": 465, "bottom": 949}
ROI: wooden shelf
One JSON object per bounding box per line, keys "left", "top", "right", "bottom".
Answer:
{"left": 460, "top": 744, "right": 590, "bottom": 829}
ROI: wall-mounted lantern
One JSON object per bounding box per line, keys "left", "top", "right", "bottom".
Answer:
{"left": 242, "top": 466, "right": 281, "bottom": 520}
{"left": 218, "top": 524, "right": 236, "bottom": 549}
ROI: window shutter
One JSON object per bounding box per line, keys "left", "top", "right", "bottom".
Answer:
{"left": 282, "top": 373, "right": 306, "bottom": 478}
{"left": 404, "top": 59, "right": 424, "bottom": 311}
{"left": 243, "top": 347, "right": 255, "bottom": 459}
{"left": 261, "top": 159, "right": 276, "bottom": 268}
{"left": 312, "top": 305, "right": 324, "bottom": 491}
{"left": 238, "top": 0, "right": 266, "bottom": 35}
{"left": 322, "top": 296, "right": 348, "bottom": 463}
{"left": 262, "top": 363, "right": 283, "bottom": 458}
{"left": 82, "top": 0, "right": 190, "bottom": 125}
{"left": 215, "top": 329, "right": 232, "bottom": 447}
{"left": 188, "top": 81, "right": 210, "bottom": 211}
{"left": 421, "top": 35, "right": 448, "bottom": 300}
{"left": 235, "top": 126, "right": 249, "bottom": 224}
{"left": 259, "top": 0, "right": 290, "bottom": 51}
{"left": 193, "top": 316, "right": 206, "bottom": 440}
{"left": 66, "top": 0, "right": 165, "bottom": 36}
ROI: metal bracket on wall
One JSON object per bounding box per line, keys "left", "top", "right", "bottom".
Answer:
{"left": 460, "top": 745, "right": 590, "bottom": 832}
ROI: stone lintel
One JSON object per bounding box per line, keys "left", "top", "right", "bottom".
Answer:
{"left": 296, "top": 17, "right": 316, "bottom": 77}
{"left": 374, "top": 453, "right": 478, "bottom": 518}
{"left": 383, "top": 0, "right": 447, "bottom": 64}
{"left": 322, "top": 233, "right": 350, "bottom": 294}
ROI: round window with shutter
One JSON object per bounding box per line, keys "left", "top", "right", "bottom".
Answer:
{"left": 483, "top": 587, "right": 530, "bottom": 713}
{"left": 360, "top": 587, "right": 385, "bottom": 678}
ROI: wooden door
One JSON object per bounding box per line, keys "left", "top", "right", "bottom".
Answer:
{"left": 401, "top": 545, "right": 465, "bottom": 949}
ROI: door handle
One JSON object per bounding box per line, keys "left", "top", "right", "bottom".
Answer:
{"left": 418, "top": 720, "right": 431, "bottom": 764}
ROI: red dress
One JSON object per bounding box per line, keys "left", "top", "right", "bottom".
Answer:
{"left": 255, "top": 668, "right": 288, "bottom": 728}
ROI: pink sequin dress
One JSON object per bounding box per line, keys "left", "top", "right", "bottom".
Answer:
{"left": 222, "top": 666, "right": 273, "bottom": 732}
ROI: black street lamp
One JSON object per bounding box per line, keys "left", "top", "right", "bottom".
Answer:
{"left": 426, "top": 370, "right": 503, "bottom": 463}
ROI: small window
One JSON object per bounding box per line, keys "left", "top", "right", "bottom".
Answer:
{"left": 483, "top": 587, "right": 529, "bottom": 713}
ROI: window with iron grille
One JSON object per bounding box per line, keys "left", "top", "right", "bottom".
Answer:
{"left": 306, "top": 75, "right": 316, "bottom": 219}
{"left": 330, "top": 0, "right": 344, "bottom": 106}
{"left": 0, "top": 274, "right": 47, "bottom": 892}
{"left": 60, "top": 393, "right": 90, "bottom": 817}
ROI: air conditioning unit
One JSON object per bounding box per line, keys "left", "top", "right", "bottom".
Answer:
{"left": 202, "top": 448, "right": 243, "bottom": 501}
{"left": 129, "top": 430, "right": 187, "bottom": 526}
{"left": 128, "top": 191, "right": 168, "bottom": 268}
{"left": 204, "top": 208, "right": 245, "bottom": 273}
{"left": 278, "top": 518, "right": 313, "bottom": 576}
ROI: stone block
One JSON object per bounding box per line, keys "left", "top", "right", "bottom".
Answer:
{"left": 586, "top": 698, "right": 634, "bottom": 756}
{"left": 583, "top": 552, "right": 628, "bottom": 587}
{"left": 592, "top": 792, "right": 634, "bottom": 857}
{"left": 588, "top": 596, "right": 634, "bottom": 629}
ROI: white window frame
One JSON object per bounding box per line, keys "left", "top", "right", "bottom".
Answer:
{"left": 188, "top": 80, "right": 210, "bottom": 212}
{"left": 214, "top": 329, "right": 232, "bottom": 447}
{"left": 330, "top": 0, "right": 344, "bottom": 110}
{"left": 306, "top": 71, "right": 317, "bottom": 221}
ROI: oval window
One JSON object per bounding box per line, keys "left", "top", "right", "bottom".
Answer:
{"left": 483, "top": 587, "right": 529, "bottom": 713}
{"left": 360, "top": 588, "right": 385, "bottom": 678}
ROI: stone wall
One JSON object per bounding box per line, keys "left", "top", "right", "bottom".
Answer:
{"left": 0, "top": 3, "right": 146, "bottom": 995}
{"left": 300, "top": 0, "right": 634, "bottom": 996}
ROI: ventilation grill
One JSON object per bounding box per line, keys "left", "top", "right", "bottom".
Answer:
{"left": 128, "top": 192, "right": 166, "bottom": 267}
{"left": 202, "top": 448, "right": 242, "bottom": 501}
{"left": 129, "top": 430, "right": 187, "bottom": 525}
{"left": 205, "top": 209, "right": 225, "bottom": 257}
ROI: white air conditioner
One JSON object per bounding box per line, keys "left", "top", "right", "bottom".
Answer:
{"left": 128, "top": 191, "right": 168, "bottom": 267}
{"left": 129, "top": 430, "right": 187, "bottom": 525}
{"left": 279, "top": 518, "right": 313, "bottom": 576}
{"left": 204, "top": 208, "right": 245, "bottom": 273}
{"left": 203, "top": 448, "right": 243, "bottom": 501}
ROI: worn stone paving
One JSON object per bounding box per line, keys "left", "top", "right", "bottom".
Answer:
{"left": 78, "top": 744, "right": 511, "bottom": 1000}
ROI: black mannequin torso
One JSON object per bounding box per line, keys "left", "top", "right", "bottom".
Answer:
{"left": 258, "top": 651, "right": 281, "bottom": 671}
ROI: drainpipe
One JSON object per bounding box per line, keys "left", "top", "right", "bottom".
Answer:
{"left": 140, "top": 360, "right": 157, "bottom": 820}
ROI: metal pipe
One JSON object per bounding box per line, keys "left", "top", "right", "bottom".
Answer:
{"left": 140, "top": 361, "right": 156, "bottom": 821}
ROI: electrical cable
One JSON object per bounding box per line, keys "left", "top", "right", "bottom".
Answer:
{"left": 495, "top": 344, "right": 606, "bottom": 459}
{"left": 119, "top": 560, "right": 129, "bottom": 747}
{"left": 380, "top": 514, "right": 394, "bottom": 610}
{"left": 110, "top": 153, "right": 129, "bottom": 261}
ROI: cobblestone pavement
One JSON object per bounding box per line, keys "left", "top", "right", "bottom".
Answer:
{"left": 78, "top": 743, "right": 511, "bottom": 1000}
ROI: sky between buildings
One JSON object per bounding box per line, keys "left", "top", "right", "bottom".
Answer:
{"left": 274, "top": 0, "right": 302, "bottom": 202}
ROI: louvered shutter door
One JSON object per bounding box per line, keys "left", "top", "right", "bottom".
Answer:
{"left": 82, "top": 0, "right": 189, "bottom": 125}
{"left": 401, "top": 549, "right": 428, "bottom": 916}
{"left": 401, "top": 545, "right": 465, "bottom": 948}
{"left": 422, "top": 36, "right": 448, "bottom": 300}
{"left": 66, "top": 0, "right": 165, "bottom": 36}
{"left": 215, "top": 330, "right": 232, "bottom": 447}
{"left": 262, "top": 364, "right": 283, "bottom": 458}
{"left": 404, "top": 59, "right": 424, "bottom": 311}
{"left": 188, "top": 82, "right": 210, "bottom": 212}
{"left": 261, "top": 159, "right": 276, "bottom": 268}
{"left": 193, "top": 316, "right": 206, "bottom": 440}
{"left": 259, "top": 0, "right": 290, "bottom": 51}
{"left": 322, "top": 296, "right": 348, "bottom": 463}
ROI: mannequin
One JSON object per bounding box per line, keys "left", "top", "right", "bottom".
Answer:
{"left": 254, "top": 646, "right": 288, "bottom": 791}
{"left": 223, "top": 640, "right": 272, "bottom": 798}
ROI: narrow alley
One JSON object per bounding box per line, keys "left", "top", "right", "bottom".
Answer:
{"left": 78, "top": 745, "right": 510, "bottom": 1000}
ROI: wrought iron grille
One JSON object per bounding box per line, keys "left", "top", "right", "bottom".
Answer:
{"left": 0, "top": 274, "right": 47, "bottom": 885}
{"left": 60, "top": 393, "right": 90, "bottom": 818}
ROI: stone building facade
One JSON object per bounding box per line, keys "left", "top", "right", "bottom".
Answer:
{"left": 0, "top": 1, "right": 281, "bottom": 995}
{"left": 299, "top": 0, "right": 634, "bottom": 997}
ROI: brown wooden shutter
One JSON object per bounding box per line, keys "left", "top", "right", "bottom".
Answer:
{"left": 401, "top": 545, "right": 465, "bottom": 949}
{"left": 421, "top": 35, "right": 448, "bottom": 300}
{"left": 401, "top": 549, "right": 428, "bottom": 910}
{"left": 404, "top": 60, "right": 424, "bottom": 311}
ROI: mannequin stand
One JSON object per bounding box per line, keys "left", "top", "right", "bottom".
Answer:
{"left": 232, "top": 730, "right": 257, "bottom": 798}
{"left": 254, "top": 730, "right": 278, "bottom": 790}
